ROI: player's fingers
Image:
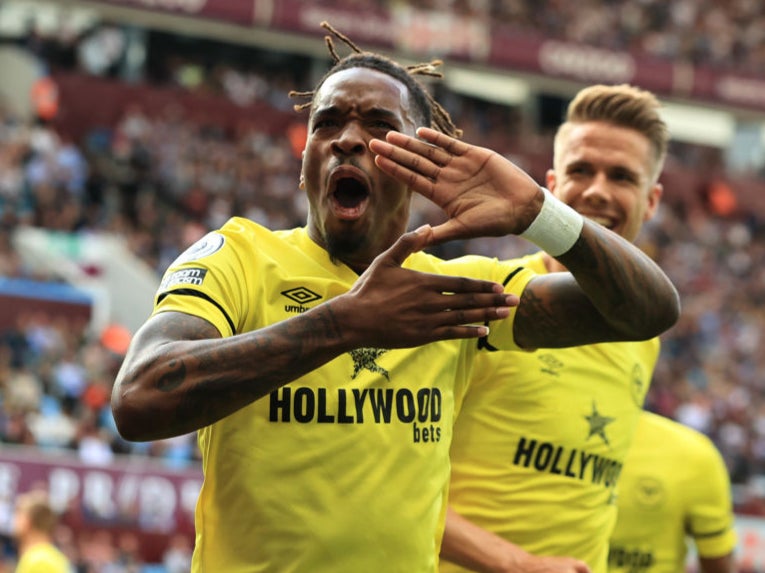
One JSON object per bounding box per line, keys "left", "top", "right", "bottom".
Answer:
{"left": 382, "top": 131, "right": 454, "bottom": 167}
{"left": 436, "top": 306, "right": 511, "bottom": 327}
{"left": 379, "top": 225, "right": 433, "bottom": 267}
{"left": 572, "top": 559, "right": 592, "bottom": 573}
{"left": 436, "top": 292, "right": 519, "bottom": 312}
{"left": 415, "top": 126, "right": 471, "bottom": 157}
{"left": 370, "top": 137, "right": 446, "bottom": 175}
{"left": 428, "top": 219, "right": 471, "bottom": 245}
{"left": 373, "top": 154, "right": 437, "bottom": 198}
{"left": 425, "top": 274, "right": 507, "bottom": 296}
{"left": 430, "top": 323, "right": 490, "bottom": 340}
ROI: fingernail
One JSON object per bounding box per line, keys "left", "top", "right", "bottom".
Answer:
{"left": 415, "top": 224, "right": 431, "bottom": 234}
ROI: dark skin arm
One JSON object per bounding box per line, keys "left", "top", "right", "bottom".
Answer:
{"left": 370, "top": 127, "right": 680, "bottom": 350}
{"left": 513, "top": 219, "right": 674, "bottom": 349}
{"left": 112, "top": 227, "right": 517, "bottom": 441}
{"left": 699, "top": 553, "right": 735, "bottom": 573}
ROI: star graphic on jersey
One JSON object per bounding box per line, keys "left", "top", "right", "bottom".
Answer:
{"left": 584, "top": 401, "right": 615, "bottom": 446}
{"left": 349, "top": 348, "right": 390, "bottom": 380}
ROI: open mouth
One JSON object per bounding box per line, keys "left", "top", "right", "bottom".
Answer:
{"left": 584, "top": 214, "right": 616, "bottom": 230}
{"left": 330, "top": 175, "right": 370, "bottom": 220}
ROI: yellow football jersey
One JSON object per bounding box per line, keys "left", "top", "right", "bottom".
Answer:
{"left": 444, "top": 252, "right": 660, "bottom": 573}
{"left": 15, "top": 542, "right": 71, "bottom": 573}
{"left": 153, "top": 217, "right": 534, "bottom": 573}
{"left": 608, "top": 411, "right": 737, "bottom": 573}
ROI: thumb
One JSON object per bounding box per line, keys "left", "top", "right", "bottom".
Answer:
{"left": 383, "top": 225, "right": 433, "bottom": 267}
{"left": 575, "top": 560, "right": 593, "bottom": 573}
{"left": 428, "top": 219, "right": 467, "bottom": 246}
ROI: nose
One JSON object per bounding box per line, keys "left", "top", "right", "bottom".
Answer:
{"left": 331, "top": 122, "right": 366, "bottom": 156}
{"left": 581, "top": 173, "right": 612, "bottom": 206}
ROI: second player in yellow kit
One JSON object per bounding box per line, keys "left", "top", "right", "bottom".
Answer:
{"left": 441, "top": 84, "right": 671, "bottom": 573}
{"left": 443, "top": 252, "right": 660, "bottom": 573}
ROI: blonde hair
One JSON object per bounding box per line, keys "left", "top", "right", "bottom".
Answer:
{"left": 16, "top": 490, "right": 59, "bottom": 535}
{"left": 553, "top": 84, "right": 669, "bottom": 182}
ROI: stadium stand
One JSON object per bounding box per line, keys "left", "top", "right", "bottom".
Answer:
{"left": 2, "top": 0, "right": 765, "bottom": 569}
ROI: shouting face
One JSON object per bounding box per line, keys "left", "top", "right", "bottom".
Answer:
{"left": 301, "top": 67, "right": 419, "bottom": 271}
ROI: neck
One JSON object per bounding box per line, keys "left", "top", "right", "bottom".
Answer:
{"left": 20, "top": 531, "right": 52, "bottom": 553}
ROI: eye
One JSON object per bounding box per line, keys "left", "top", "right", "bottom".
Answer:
{"left": 568, "top": 165, "right": 590, "bottom": 177}
{"left": 312, "top": 118, "right": 338, "bottom": 131}
{"left": 370, "top": 119, "right": 396, "bottom": 131}
{"left": 611, "top": 169, "right": 638, "bottom": 184}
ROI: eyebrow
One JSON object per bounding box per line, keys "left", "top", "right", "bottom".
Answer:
{"left": 609, "top": 165, "right": 640, "bottom": 181}
{"left": 313, "top": 105, "right": 402, "bottom": 126}
{"left": 567, "top": 159, "right": 640, "bottom": 180}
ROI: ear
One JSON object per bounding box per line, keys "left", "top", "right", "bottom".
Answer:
{"left": 299, "top": 173, "right": 305, "bottom": 190}
{"left": 545, "top": 168, "right": 557, "bottom": 193}
{"left": 644, "top": 182, "right": 663, "bottom": 221}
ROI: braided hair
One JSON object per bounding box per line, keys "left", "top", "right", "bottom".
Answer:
{"left": 290, "top": 21, "right": 462, "bottom": 138}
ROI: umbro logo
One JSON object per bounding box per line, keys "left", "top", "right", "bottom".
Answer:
{"left": 538, "top": 353, "right": 563, "bottom": 376}
{"left": 282, "top": 287, "right": 322, "bottom": 313}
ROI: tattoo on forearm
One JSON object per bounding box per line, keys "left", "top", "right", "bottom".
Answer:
{"left": 156, "top": 359, "right": 186, "bottom": 392}
{"left": 517, "top": 286, "right": 557, "bottom": 335}
{"left": 136, "top": 304, "right": 348, "bottom": 433}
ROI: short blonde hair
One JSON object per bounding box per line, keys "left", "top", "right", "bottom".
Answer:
{"left": 553, "top": 84, "right": 669, "bottom": 182}
{"left": 16, "top": 490, "right": 59, "bottom": 535}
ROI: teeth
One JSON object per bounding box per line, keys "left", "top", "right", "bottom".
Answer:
{"left": 586, "top": 215, "right": 613, "bottom": 228}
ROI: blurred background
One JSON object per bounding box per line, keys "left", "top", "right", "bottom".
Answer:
{"left": 0, "top": 0, "right": 764, "bottom": 570}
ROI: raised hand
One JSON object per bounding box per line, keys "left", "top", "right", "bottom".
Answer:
{"left": 334, "top": 225, "right": 518, "bottom": 349}
{"left": 441, "top": 507, "right": 593, "bottom": 573}
{"left": 370, "top": 127, "right": 543, "bottom": 245}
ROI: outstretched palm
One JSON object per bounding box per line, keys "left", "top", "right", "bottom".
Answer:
{"left": 370, "top": 127, "right": 543, "bottom": 244}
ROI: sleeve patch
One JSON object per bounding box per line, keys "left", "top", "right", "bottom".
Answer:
{"left": 171, "top": 232, "right": 225, "bottom": 265}
{"left": 160, "top": 268, "right": 208, "bottom": 289}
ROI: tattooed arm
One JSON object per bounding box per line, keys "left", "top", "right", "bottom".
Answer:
{"left": 512, "top": 217, "right": 677, "bottom": 350}
{"left": 371, "top": 128, "right": 680, "bottom": 350}
{"left": 112, "top": 307, "right": 349, "bottom": 441}
{"left": 111, "top": 228, "right": 516, "bottom": 441}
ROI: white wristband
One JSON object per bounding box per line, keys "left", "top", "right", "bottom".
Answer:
{"left": 519, "top": 187, "right": 584, "bottom": 256}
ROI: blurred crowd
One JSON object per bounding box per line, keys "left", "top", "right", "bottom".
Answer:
{"left": 2, "top": 3, "right": 765, "bottom": 570}
{"left": 311, "top": 0, "right": 765, "bottom": 74}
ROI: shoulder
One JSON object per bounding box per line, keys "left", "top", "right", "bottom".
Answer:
{"left": 639, "top": 412, "right": 720, "bottom": 459}
{"left": 429, "top": 252, "right": 536, "bottom": 284}
{"left": 166, "top": 219, "right": 304, "bottom": 270}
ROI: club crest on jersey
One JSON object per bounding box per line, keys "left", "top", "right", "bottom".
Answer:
{"left": 630, "top": 363, "right": 646, "bottom": 406}
{"left": 171, "top": 232, "right": 225, "bottom": 266}
{"left": 635, "top": 476, "right": 665, "bottom": 507}
{"left": 538, "top": 353, "right": 563, "bottom": 376}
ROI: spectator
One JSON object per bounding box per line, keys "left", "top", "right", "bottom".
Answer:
{"left": 11, "top": 490, "right": 72, "bottom": 573}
